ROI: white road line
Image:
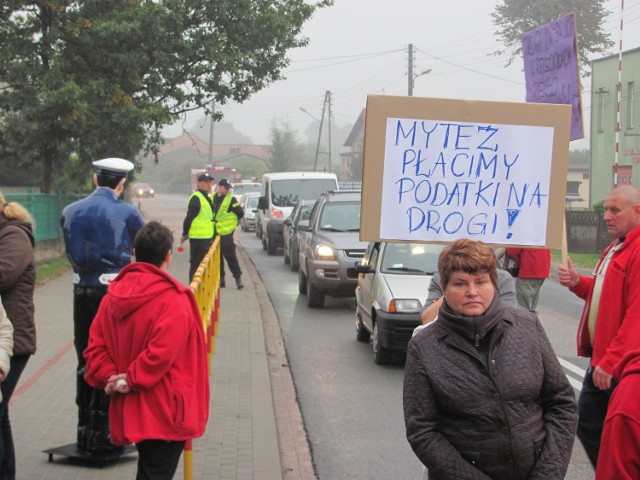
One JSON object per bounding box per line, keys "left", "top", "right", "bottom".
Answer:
{"left": 558, "top": 357, "right": 586, "bottom": 392}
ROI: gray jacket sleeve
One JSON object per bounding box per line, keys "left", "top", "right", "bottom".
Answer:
{"left": 496, "top": 269, "right": 517, "bottom": 308}
{"left": 0, "top": 302, "right": 13, "bottom": 385}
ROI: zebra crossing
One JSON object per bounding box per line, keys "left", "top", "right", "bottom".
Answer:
{"left": 559, "top": 356, "right": 590, "bottom": 393}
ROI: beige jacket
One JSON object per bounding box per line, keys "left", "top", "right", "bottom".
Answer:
{"left": 0, "top": 302, "right": 14, "bottom": 402}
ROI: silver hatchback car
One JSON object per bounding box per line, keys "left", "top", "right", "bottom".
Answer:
{"left": 355, "top": 242, "right": 444, "bottom": 365}
{"left": 297, "top": 191, "right": 367, "bottom": 308}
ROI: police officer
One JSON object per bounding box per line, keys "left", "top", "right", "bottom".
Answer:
{"left": 213, "top": 179, "right": 244, "bottom": 289}
{"left": 181, "top": 173, "right": 214, "bottom": 281}
{"left": 60, "top": 158, "right": 145, "bottom": 453}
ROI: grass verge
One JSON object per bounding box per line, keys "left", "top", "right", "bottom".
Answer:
{"left": 550, "top": 249, "right": 599, "bottom": 270}
{"left": 36, "top": 256, "right": 71, "bottom": 285}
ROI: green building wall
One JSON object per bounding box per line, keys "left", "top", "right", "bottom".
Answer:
{"left": 590, "top": 46, "right": 640, "bottom": 205}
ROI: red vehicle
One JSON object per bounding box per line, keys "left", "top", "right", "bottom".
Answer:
{"left": 190, "top": 165, "right": 242, "bottom": 191}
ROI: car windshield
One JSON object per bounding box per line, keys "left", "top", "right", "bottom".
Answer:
{"left": 381, "top": 243, "right": 442, "bottom": 275}
{"left": 271, "top": 179, "right": 337, "bottom": 207}
{"left": 246, "top": 195, "right": 259, "bottom": 208}
{"left": 319, "top": 201, "right": 361, "bottom": 232}
{"left": 233, "top": 183, "right": 261, "bottom": 195}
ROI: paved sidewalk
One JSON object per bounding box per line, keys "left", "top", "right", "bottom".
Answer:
{"left": 10, "top": 237, "right": 314, "bottom": 479}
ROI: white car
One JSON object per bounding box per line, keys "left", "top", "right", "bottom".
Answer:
{"left": 354, "top": 242, "right": 444, "bottom": 365}
{"left": 231, "top": 182, "right": 261, "bottom": 204}
{"left": 240, "top": 192, "right": 260, "bottom": 232}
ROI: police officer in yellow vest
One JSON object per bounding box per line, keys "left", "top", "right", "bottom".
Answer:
{"left": 213, "top": 179, "right": 244, "bottom": 289}
{"left": 181, "top": 173, "right": 214, "bottom": 281}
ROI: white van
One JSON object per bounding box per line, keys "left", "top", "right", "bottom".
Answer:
{"left": 257, "top": 172, "right": 338, "bottom": 255}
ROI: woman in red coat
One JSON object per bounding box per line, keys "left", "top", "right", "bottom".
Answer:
{"left": 84, "top": 221, "right": 209, "bottom": 479}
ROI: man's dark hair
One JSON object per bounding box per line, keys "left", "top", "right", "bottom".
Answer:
{"left": 96, "top": 173, "right": 124, "bottom": 189}
{"left": 134, "top": 221, "right": 173, "bottom": 267}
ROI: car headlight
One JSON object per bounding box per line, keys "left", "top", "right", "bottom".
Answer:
{"left": 314, "top": 243, "right": 336, "bottom": 260}
{"left": 389, "top": 299, "right": 422, "bottom": 313}
{"left": 137, "top": 189, "right": 143, "bottom": 195}
{"left": 149, "top": 189, "right": 154, "bottom": 194}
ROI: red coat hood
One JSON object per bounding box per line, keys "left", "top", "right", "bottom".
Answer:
{"left": 105, "top": 262, "right": 190, "bottom": 320}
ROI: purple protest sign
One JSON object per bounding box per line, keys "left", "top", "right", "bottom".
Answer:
{"left": 522, "top": 13, "right": 583, "bottom": 141}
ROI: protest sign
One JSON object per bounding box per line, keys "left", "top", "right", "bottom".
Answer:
{"left": 360, "top": 95, "right": 571, "bottom": 248}
{"left": 522, "top": 12, "right": 583, "bottom": 140}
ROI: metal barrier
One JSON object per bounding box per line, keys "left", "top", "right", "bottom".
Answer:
{"left": 183, "top": 236, "right": 221, "bottom": 480}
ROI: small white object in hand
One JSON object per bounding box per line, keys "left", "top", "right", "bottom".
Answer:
{"left": 116, "top": 379, "right": 128, "bottom": 388}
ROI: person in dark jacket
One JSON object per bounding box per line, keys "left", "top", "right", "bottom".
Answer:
{"left": 61, "top": 158, "right": 145, "bottom": 454}
{"left": 403, "top": 238, "right": 577, "bottom": 480}
{"left": 0, "top": 193, "right": 37, "bottom": 479}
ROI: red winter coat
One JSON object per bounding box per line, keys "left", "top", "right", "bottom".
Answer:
{"left": 596, "top": 349, "right": 640, "bottom": 479}
{"left": 84, "top": 262, "right": 209, "bottom": 445}
{"left": 505, "top": 248, "right": 550, "bottom": 279}
{"left": 570, "top": 224, "right": 640, "bottom": 374}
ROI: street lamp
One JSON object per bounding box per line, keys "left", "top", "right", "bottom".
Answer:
{"left": 409, "top": 68, "right": 432, "bottom": 96}
{"left": 299, "top": 107, "right": 320, "bottom": 123}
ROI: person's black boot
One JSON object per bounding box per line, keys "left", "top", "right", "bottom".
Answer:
{"left": 220, "top": 277, "right": 226, "bottom": 288}
{"left": 77, "top": 408, "right": 89, "bottom": 452}
{"left": 235, "top": 276, "right": 244, "bottom": 290}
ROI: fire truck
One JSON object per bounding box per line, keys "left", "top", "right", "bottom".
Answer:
{"left": 190, "top": 165, "right": 243, "bottom": 191}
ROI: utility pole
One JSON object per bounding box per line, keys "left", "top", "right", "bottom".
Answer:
{"left": 327, "top": 90, "right": 332, "bottom": 173}
{"left": 312, "top": 90, "right": 332, "bottom": 172}
{"left": 408, "top": 44, "right": 414, "bottom": 96}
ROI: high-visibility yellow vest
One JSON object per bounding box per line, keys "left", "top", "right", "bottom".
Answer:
{"left": 214, "top": 194, "right": 238, "bottom": 235}
{"left": 188, "top": 191, "right": 214, "bottom": 239}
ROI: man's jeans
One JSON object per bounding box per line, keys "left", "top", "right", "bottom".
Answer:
{"left": 577, "top": 365, "right": 615, "bottom": 468}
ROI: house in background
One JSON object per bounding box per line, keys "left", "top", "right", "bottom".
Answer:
{"left": 590, "top": 46, "right": 640, "bottom": 204}
{"left": 159, "top": 132, "right": 270, "bottom": 162}
{"left": 566, "top": 154, "right": 590, "bottom": 210}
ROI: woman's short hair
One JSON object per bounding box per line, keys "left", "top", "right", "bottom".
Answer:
{"left": 134, "top": 221, "right": 173, "bottom": 267}
{"left": 0, "top": 193, "right": 35, "bottom": 226}
{"left": 438, "top": 238, "right": 498, "bottom": 290}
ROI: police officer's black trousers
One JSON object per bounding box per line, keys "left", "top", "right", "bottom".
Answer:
{"left": 73, "top": 285, "right": 116, "bottom": 453}
{"left": 219, "top": 233, "right": 242, "bottom": 280}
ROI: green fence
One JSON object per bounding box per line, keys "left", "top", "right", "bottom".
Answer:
{"left": 3, "top": 191, "right": 83, "bottom": 242}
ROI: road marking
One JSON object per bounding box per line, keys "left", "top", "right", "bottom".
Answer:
{"left": 558, "top": 357, "right": 587, "bottom": 377}
{"left": 558, "top": 357, "right": 585, "bottom": 392}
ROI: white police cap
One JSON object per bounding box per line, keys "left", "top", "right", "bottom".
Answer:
{"left": 92, "top": 158, "right": 134, "bottom": 178}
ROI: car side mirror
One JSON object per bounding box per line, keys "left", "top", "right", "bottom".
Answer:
{"left": 258, "top": 196, "right": 267, "bottom": 210}
{"left": 355, "top": 264, "right": 373, "bottom": 274}
{"left": 297, "top": 220, "right": 310, "bottom": 232}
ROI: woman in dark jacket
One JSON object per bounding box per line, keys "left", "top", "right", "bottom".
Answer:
{"left": 0, "top": 194, "right": 37, "bottom": 480}
{"left": 403, "top": 239, "right": 577, "bottom": 480}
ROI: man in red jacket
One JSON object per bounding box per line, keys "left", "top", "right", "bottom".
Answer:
{"left": 84, "top": 221, "right": 209, "bottom": 478}
{"left": 505, "top": 247, "right": 551, "bottom": 312}
{"left": 559, "top": 185, "right": 640, "bottom": 469}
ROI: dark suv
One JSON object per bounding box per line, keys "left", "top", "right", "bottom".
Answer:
{"left": 297, "top": 191, "right": 367, "bottom": 308}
